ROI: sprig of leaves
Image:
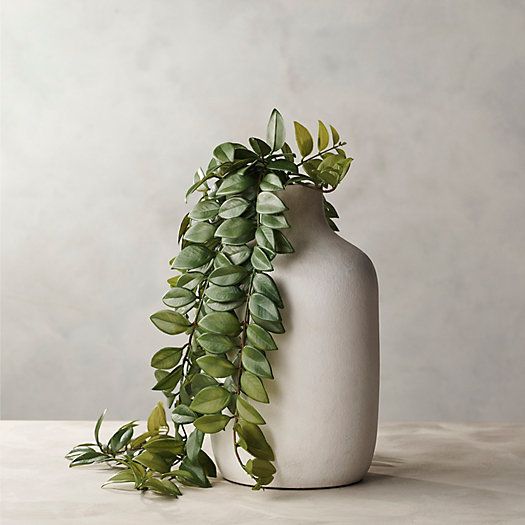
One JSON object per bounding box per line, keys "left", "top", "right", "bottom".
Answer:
{"left": 68, "top": 109, "right": 353, "bottom": 497}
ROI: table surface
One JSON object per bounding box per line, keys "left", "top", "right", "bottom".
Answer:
{"left": 1, "top": 421, "right": 524, "bottom": 525}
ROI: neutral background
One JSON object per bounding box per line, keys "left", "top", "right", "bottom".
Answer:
{"left": 2, "top": 0, "right": 524, "bottom": 421}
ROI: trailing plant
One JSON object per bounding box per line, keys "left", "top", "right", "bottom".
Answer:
{"left": 67, "top": 110, "right": 353, "bottom": 497}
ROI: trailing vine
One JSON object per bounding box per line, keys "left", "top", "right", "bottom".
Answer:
{"left": 67, "top": 110, "right": 353, "bottom": 497}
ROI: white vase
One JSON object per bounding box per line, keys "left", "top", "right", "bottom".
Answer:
{"left": 211, "top": 184, "right": 380, "bottom": 488}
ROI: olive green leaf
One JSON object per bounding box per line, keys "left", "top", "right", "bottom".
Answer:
{"left": 209, "top": 265, "right": 248, "bottom": 286}
{"left": 147, "top": 402, "right": 167, "bottom": 433}
{"left": 267, "top": 108, "right": 285, "bottom": 152}
{"left": 184, "top": 222, "right": 216, "bottom": 244}
{"left": 167, "top": 275, "right": 179, "bottom": 287}
{"left": 251, "top": 247, "right": 273, "bottom": 271}
{"left": 150, "top": 310, "right": 190, "bottom": 335}
{"left": 144, "top": 477, "right": 182, "bottom": 497}
{"left": 178, "top": 213, "right": 190, "bottom": 241}
{"left": 246, "top": 458, "right": 276, "bottom": 478}
{"left": 240, "top": 371, "right": 269, "bottom": 403}
{"left": 246, "top": 323, "right": 277, "bottom": 351}
{"left": 143, "top": 436, "right": 185, "bottom": 456}
{"left": 135, "top": 451, "right": 171, "bottom": 474}
{"left": 194, "top": 414, "right": 231, "bottom": 434}
{"left": 274, "top": 230, "right": 294, "bottom": 253}
{"left": 256, "top": 192, "right": 287, "bottom": 214}
{"left": 260, "top": 213, "right": 289, "bottom": 229}
{"left": 102, "top": 469, "right": 136, "bottom": 487}
{"left": 293, "top": 121, "right": 314, "bottom": 157}
{"left": 152, "top": 365, "right": 183, "bottom": 391}
{"left": 162, "top": 288, "right": 196, "bottom": 308}
{"left": 189, "top": 385, "right": 231, "bottom": 414}
{"left": 190, "top": 374, "right": 218, "bottom": 395}
{"left": 330, "top": 124, "right": 340, "bottom": 145}
{"left": 249, "top": 293, "right": 281, "bottom": 322}
{"left": 242, "top": 346, "right": 273, "bottom": 379}
{"left": 172, "top": 245, "right": 213, "bottom": 270}
{"left": 172, "top": 404, "right": 197, "bottom": 424}
{"left": 197, "top": 333, "right": 237, "bottom": 354}
{"left": 186, "top": 429, "right": 204, "bottom": 462}
{"left": 253, "top": 273, "right": 283, "bottom": 308}
{"left": 196, "top": 355, "right": 236, "bottom": 378}
{"left": 318, "top": 120, "right": 329, "bottom": 150}
{"left": 198, "top": 312, "right": 241, "bottom": 336}
{"left": 218, "top": 197, "right": 250, "bottom": 219}
{"left": 237, "top": 396, "right": 266, "bottom": 425}
{"left": 151, "top": 347, "right": 183, "bottom": 369}
{"left": 235, "top": 420, "right": 274, "bottom": 461}
{"left": 189, "top": 200, "right": 220, "bottom": 221}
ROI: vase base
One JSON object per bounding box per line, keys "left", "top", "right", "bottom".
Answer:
{"left": 222, "top": 475, "right": 365, "bottom": 490}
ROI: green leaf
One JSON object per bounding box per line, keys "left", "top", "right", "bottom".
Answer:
{"left": 194, "top": 414, "right": 231, "bottom": 434}
{"left": 252, "top": 314, "right": 285, "bottom": 334}
{"left": 94, "top": 409, "right": 107, "bottom": 449}
{"left": 253, "top": 273, "right": 282, "bottom": 308}
{"left": 215, "top": 217, "right": 255, "bottom": 239}
{"left": 197, "top": 333, "right": 237, "bottom": 354}
{"left": 330, "top": 124, "right": 340, "bottom": 145}
{"left": 237, "top": 396, "right": 266, "bottom": 425}
{"left": 190, "top": 374, "right": 218, "bottom": 395}
{"left": 242, "top": 346, "right": 273, "bottom": 379}
{"left": 172, "top": 404, "right": 197, "bottom": 424}
{"left": 259, "top": 173, "right": 283, "bottom": 192}
{"left": 196, "top": 355, "right": 236, "bottom": 378}
{"left": 189, "top": 385, "right": 231, "bottom": 414}
{"left": 222, "top": 245, "right": 252, "bottom": 265}
{"left": 143, "top": 436, "right": 185, "bottom": 456}
{"left": 274, "top": 230, "right": 294, "bottom": 253}
{"left": 216, "top": 172, "right": 256, "bottom": 196}
{"left": 249, "top": 137, "right": 271, "bottom": 157}
{"left": 213, "top": 142, "right": 235, "bottom": 163}
{"left": 151, "top": 347, "right": 183, "bottom": 370}
{"left": 251, "top": 247, "right": 273, "bottom": 271}
{"left": 249, "top": 293, "right": 281, "bottom": 322}
{"left": 186, "top": 429, "right": 204, "bottom": 462}
{"left": 152, "top": 365, "right": 183, "bottom": 391}
{"left": 178, "top": 213, "right": 190, "bottom": 241}
{"left": 178, "top": 457, "right": 211, "bottom": 488}
{"left": 184, "top": 222, "right": 216, "bottom": 243}
{"left": 147, "top": 402, "right": 167, "bottom": 433}
{"left": 266, "top": 108, "right": 286, "bottom": 152}
{"left": 240, "top": 371, "right": 269, "bottom": 403}
{"left": 199, "top": 312, "right": 241, "bottom": 336}
{"left": 324, "top": 199, "right": 339, "bottom": 218}
{"left": 209, "top": 265, "right": 248, "bottom": 286}
{"left": 144, "top": 477, "right": 181, "bottom": 497}
{"left": 205, "top": 284, "right": 244, "bottom": 303}
{"left": 235, "top": 420, "right": 274, "bottom": 461}
{"left": 245, "top": 458, "right": 276, "bottom": 477}
{"left": 293, "top": 121, "right": 314, "bottom": 157}
{"left": 246, "top": 324, "right": 277, "bottom": 351}
{"left": 218, "top": 197, "right": 250, "bottom": 219}
{"left": 162, "top": 288, "right": 196, "bottom": 309}
{"left": 318, "top": 120, "right": 329, "bottom": 150}
{"left": 255, "top": 227, "right": 275, "bottom": 253}
{"left": 69, "top": 449, "right": 107, "bottom": 466}
{"left": 185, "top": 171, "right": 217, "bottom": 201}
{"left": 267, "top": 159, "right": 298, "bottom": 173}
{"left": 150, "top": 310, "right": 190, "bottom": 335}
{"left": 189, "top": 200, "right": 220, "bottom": 221}
{"left": 256, "top": 192, "right": 287, "bottom": 214}
{"left": 198, "top": 450, "right": 217, "bottom": 478}
{"left": 167, "top": 275, "right": 179, "bottom": 287}
{"left": 176, "top": 271, "right": 205, "bottom": 290}
{"left": 102, "top": 469, "right": 136, "bottom": 487}
{"left": 260, "top": 213, "right": 289, "bottom": 229}
{"left": 135, "top": 451, "right": 171, "bottom": 474}
{"left": 172, "top": 245, "right": 213, "bottom": 270}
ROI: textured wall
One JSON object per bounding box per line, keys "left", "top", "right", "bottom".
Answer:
{"left": 2, "top": 0, "right": 524, "bottom": 421}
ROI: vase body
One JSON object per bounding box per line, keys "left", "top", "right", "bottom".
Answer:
{"left": 211, "top": 185, "right": 379, "bottom": 488}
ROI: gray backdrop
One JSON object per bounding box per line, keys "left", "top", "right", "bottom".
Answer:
{"left": 2, "top": 0, "right": 524, "bottom": 421}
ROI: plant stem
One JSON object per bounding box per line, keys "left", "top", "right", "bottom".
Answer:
{"left": 297, "top": 141, "right": 347, "bottom": 167}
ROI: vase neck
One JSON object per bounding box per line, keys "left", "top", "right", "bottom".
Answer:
{"left": 278, "top": 185, "right": 331, "bottom": 240}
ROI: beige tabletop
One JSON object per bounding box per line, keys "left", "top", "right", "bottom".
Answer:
{"left": 1, "top": 421, "right": 524, "bottom": 524}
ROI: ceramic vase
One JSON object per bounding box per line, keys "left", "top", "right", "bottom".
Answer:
{"left": 211, "top": 184, "right": 380, "bottom": 488}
